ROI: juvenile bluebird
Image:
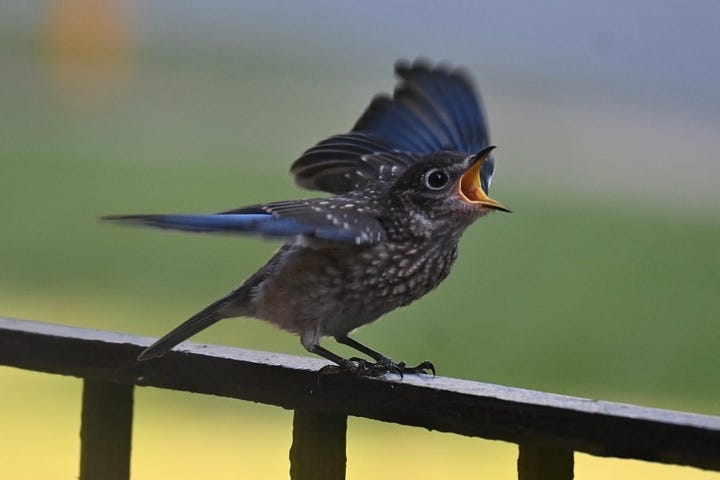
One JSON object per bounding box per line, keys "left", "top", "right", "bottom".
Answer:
{"left": 105, "top": 59, "right": 511, "bottom": 376}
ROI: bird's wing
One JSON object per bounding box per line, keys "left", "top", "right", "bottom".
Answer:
{"left": 354, "top": 60, "right": 490, "bottom": 153}
{"left": 290, "top": 59, "right": 490, "bottom": 194}
{"left": 102, "top": 198, "right": 384, "bottom": 246}
{"left": 290, "top": 140, "right": 419, "bottom": 193}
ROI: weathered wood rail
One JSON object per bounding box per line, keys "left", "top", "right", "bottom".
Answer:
{"left": 1, "top": 317, "right": 719, "bottom": 479}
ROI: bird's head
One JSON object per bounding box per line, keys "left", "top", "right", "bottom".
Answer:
{"left": 382, "top": 146, "right": 511, "bottom": 237}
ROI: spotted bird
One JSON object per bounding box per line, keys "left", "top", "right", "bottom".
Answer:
{"left": 104, "top": 59, "right": 511, "bottom": 376}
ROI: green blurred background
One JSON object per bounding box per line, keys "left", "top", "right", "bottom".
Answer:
{"left": 1, "top": 1, "right": 719, "bottom": 479}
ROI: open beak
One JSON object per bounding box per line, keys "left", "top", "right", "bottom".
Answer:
{"left": 459, "top": 147, "right": 512, "bottom": 212}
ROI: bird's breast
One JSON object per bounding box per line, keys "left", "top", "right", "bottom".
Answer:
{"left": 353, "top": 241, "right": 458, "bottom": 302}
{"left": 252, "top": 239, "right": 458, "bottom": 337}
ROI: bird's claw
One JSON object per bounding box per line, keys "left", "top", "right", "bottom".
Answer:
{"left": 400, "top": 360, "right": 436, "bottom": 376}
{"left": 319, "top": 357, "right": 435, "bottom": 378}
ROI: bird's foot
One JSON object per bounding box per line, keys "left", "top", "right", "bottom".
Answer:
{"left": 318, "top": 357, "right": 435, "bottom": 378}
{"left": 318, "top": 358, "right": 386, "bottom": 377}
{"left": 399, "top": 360, "right": 436, "bottom": 376}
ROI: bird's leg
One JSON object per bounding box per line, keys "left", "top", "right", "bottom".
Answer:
{"left": 309, "top": 339, "right": 435, "bottom": 377}
{"left": 311, "top": 345, "right": 349, "bottom": 365}
{"left": 335, "top": 336, "right": 435, "bottom": 376}
{"left": 334, "top": 335, "right": 389, "bottom": 363}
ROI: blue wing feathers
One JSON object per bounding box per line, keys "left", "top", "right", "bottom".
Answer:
{"left": 106, "top": 60, "right": 484, "bottom": 244}
{"left": 103, "top": 201, "right": 385, "bottom": 245}
{"left": 290, "top": 59, "right": 491, "bottom": 193}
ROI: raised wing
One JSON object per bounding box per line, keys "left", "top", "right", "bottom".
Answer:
{"left": 354, "top": 60, "right": 490, "bottom": 153}
{"left": 291, "top": 59, "right": 491, "bottom": 194}
{"left": 291, "top": 140, "right": 419, "bottom": 193}
{"left": 103, "top": 198, "right": 385, "bottom": 246}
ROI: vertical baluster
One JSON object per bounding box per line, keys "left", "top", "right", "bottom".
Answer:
{"left": 80, "top": 379, "right": 134, "bottom": 480}
{"left": 290, "top": 409, "right": 347, "bottom": 480}
{"left": 518, "top": 443, "right": 574, "bottom": 480}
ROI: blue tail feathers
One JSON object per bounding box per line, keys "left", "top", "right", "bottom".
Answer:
{"left": 104, "top": 213, "right": 282, "bottom": 234}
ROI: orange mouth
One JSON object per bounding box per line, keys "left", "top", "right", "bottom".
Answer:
{"left": 459, "top": 155, "right": 512, "bottom": 212}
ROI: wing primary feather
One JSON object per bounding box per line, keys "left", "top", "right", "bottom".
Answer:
{"left": 289, "top": 59, "right": 492, "bottom": 193}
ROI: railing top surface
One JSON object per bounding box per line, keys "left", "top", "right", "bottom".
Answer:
{"left": 2, "top": 317, "right": 719, "bottom": 471}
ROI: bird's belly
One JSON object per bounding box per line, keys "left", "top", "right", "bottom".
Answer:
{"left": 252, "top": 243, "right": 457, "bottom": 338}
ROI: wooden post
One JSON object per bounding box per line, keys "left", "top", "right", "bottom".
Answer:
{"left": 518, "top": 443, "right": 574, "bottom": 480}
{"left": 80, "top": 379, "right": 134, "bottom": 480}
{"left": 290, "top": 409, "right": 347, "bottom": 480}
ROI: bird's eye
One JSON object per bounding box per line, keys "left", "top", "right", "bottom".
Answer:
{"left": 424, "top": 169, "right": 449, "bottom": 190}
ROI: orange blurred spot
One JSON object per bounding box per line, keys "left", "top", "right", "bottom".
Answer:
{"left": 45, "top": 0, "right": 133, "bottom": 105}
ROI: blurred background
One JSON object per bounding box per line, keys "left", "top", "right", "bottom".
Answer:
{"left": 1, "top": 0, "right": 719, "bottom": 478}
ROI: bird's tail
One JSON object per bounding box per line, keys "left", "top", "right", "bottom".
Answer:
{"left": 137, "top": 294, "right": 236, "bottom": 361}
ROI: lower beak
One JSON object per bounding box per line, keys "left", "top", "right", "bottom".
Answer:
{"left": 459, "top": 150, "right": 512, "bottom": 212}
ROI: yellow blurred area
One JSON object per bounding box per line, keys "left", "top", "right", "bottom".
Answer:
{"left": 2, "top": 366, "right": 718, "bottom": 479}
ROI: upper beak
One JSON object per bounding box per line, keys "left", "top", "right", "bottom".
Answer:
{"left": 459, "top": 146, "right": 512, "bottom": 212}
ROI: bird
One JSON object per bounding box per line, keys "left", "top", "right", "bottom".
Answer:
{"left": 104, "top": 59, "right": 511, "bottom": 376}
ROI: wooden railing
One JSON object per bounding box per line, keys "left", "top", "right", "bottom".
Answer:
{"left": 1, "top": 317, "right": 719, "bottom": 479}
